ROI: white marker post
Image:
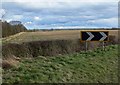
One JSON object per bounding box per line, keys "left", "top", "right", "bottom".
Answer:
{"left": 102, "top": 41, "right": 105, "bottom": 51}
{"left": 85, "top": 41, "right": 88, "bottom": 52}
{"left": 85, "top": 32, "right": 94, "bottom": 51}
{"left": 100, "top": 32, "right": 107, "bottom": 51}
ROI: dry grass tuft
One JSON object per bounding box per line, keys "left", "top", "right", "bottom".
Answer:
{"left": 2, "top": 55, "right": 21, "bottom": 69}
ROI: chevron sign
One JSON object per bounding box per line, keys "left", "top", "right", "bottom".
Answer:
{"left": 81, "top": 31, "right": 109, "bottom": 41}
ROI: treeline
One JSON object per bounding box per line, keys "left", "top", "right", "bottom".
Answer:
{"left": 28, "top": 28, "right": 118, "bottom": 32}
{"left": 1, "top": 20, "right": 27, "bottom": 38}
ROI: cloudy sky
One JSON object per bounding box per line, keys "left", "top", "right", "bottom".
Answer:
{"left": 1, "top": 0, "right": 119, "bottom": 29}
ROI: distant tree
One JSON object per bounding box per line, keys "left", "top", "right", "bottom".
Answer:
{"left": 2, "top": 20, "right": 27, "bottom": 37}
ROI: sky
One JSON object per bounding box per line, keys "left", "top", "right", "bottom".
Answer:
{"left": 0, "top": 0, "right": 119, "bottom": 29}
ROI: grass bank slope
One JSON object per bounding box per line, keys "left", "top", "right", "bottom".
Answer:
{"left": 3, "top": 45, "right": 118, "bottom": 83}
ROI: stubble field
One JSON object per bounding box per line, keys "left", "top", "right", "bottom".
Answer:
{"left": 2, "top": 30, "right": 118, "bottom": 44}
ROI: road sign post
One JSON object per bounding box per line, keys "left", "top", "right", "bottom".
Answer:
{"left": 81, "top": 31, "right": 109, "bottom": 42}
{"left": 81, "top": 31, "right": 109, "bottom": 51}
{"left": 102, "top": 41, "right": 105, "bottom": 51}
{"left": 85, "top": 41, "right": 88, "bottom": 52}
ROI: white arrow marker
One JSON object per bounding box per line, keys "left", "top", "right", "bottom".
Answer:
{"left": 100, "top": 32, "right": 107, "bottom": 41}
{"left": 86, "top": 32, "right": 94, "bottom": 41}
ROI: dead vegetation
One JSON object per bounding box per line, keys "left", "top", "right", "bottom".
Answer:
{"left": 2, "top": 55, "right": 21, "bottom": 69}
{"left": 2, "top": 35, "right": 118, "bottom": 58}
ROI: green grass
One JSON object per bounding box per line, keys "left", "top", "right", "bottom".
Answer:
{"left": 2, "top": 45, "right": 118, "bottom": 84}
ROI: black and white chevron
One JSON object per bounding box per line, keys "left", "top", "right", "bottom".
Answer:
{"left": 81, "top": 31, "right": 108, "bottom": 41}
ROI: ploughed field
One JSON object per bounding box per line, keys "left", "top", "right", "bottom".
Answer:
{"left": 2, "top": 30, "right": 118, "bottom": 44}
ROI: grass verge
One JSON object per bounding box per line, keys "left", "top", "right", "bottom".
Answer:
{"left": 2, "top": 45, "right": 118, "bottom": 84}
